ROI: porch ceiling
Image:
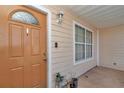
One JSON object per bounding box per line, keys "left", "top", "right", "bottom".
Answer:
{"left": 63, "top": 5, "right": 124, "bottom": 29}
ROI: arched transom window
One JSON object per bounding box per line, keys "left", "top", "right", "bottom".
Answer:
{"left": 10, "top": 10, "right": 39, "bottom": 25}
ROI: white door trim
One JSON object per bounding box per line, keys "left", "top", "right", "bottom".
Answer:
{"left": 25, "top": 5, "right": 52, "bottom": 88}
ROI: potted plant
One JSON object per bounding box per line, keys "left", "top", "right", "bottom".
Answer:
{"left": 55, "top": 72, "right": 64, "bottom": 87}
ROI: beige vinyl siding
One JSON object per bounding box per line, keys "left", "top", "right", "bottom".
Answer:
{"left": 99, "top": 25, "right": 124, "bottom": 71}
{"left": 44, "top": 5, "right": 97, "bottom": 87}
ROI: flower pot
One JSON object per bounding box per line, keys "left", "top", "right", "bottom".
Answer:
{"left": 70, "top": 78, "right": 78, "bottom": 88}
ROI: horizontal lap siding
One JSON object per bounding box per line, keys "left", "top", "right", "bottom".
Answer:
{"left": 44, "top": 5, "right": 97, "bottom": 87}
{"left": 100, "top": 25, "right": 124, "bottom": 71}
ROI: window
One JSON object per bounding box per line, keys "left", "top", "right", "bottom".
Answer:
{"left": 74, "top": 22, "right": 93, "bottom": 64}
{"left": 75, "top": 25, "right": 85, "bottom": 61}
{"left": 86, "top": 30, "right": 92, "bottom": 59}
{"left": 10, "top": 11, "right": 39, "bottom": 25}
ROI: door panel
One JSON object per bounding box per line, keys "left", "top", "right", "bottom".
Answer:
{"left": 9, "top": 24, "right": 24, "bottom": 57}
{"left": 10, "top": 67, "right": 24, "bottom": 87}
{"left": 8, "top": 58, "right": 24, "bottom": 69}
{"left": 8, "top": 23, "right": 25, "bottom": 87}
{"left": 29, "top": 26, "right": 45, "bottom": 87}
{"left": 31, "top": 64, "right": 41, "bottom": 87}
{"left": 31, "top": 28, "right": 40, "bottom": 55}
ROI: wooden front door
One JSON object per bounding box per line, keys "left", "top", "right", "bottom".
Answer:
{"left": 0, "top": 5, "right": 47, "bottom": 88}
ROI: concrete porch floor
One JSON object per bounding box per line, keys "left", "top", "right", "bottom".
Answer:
{"left": 78, "top": 66, "right": 124, "bottom": 88}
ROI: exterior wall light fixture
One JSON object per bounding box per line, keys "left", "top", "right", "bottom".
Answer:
{"left": 56, "top": 11, "right": 64, "bottom": 24}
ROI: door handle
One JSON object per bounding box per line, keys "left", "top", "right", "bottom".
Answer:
{"left": 43, "top": 58, "right": 47, "bottom": 61}
{"left": 43, "top": 52, "right": 47, "bottom": 61}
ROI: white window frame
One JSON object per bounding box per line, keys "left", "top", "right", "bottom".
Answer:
{"left": 73, "top": 21, "right": 94, "bottom": 65}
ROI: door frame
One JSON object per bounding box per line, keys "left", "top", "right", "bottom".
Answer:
{"left": 25, "top": 5, "right": 52, "bottom": 88}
